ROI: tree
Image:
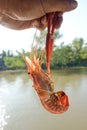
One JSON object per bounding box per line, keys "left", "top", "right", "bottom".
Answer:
{"left": 7, "top": 50, "right": 13, "bottom": 57}
{"left": 35, "top": 30, "right": 62, "bottom": 49}
{"left": 71, "top": 38, "right": 85, "bottom": 65}
{"left": 3, "top": 56, "right": 25, "bottom": 70}
{"left": 1, "top": 50, "right": 7, "bottom": 59}
{"left": 72, "top": 38, "right": 84, "bottom": 51}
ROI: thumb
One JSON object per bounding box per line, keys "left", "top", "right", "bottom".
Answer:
{"left": 42, "top": 0, "right": 78, "bottom": 13}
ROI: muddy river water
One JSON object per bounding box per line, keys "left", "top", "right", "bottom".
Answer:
{"left": 0, "top": 69, "right": 87, "bottom": 130}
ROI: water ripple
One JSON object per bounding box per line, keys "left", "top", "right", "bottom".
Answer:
{"left": 0, "top": 102, "right": 10, "bottom": 130}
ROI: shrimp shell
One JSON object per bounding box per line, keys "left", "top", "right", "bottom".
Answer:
{"left": 23, "top": 55, "right": 69, "bottom": 114}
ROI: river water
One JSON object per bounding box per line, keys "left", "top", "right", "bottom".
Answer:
{"left": 0, "top": 69, "right": 87, "bottom": 130}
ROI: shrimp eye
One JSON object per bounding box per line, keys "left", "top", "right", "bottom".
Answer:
{"left": 28, "top": 72, "right": 30, "bottom": 75}
{"left": 61, "top": 91, "right": 65, "bottom": 97}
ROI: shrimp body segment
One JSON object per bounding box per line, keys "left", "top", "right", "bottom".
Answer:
{"left": 24, "top": 55, "right": 69, "bottom": 114}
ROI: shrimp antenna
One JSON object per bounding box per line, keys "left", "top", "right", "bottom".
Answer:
{"left": 30, "top": 29, "right": 38, "bottom": 59}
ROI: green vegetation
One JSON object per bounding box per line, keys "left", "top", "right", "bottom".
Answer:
{"left": 0, "top": 31, "right": 87, "bottom": 71}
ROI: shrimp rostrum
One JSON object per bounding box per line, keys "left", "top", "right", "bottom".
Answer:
{"left": 23, "top": 54, "right": 69, "bottom": 114}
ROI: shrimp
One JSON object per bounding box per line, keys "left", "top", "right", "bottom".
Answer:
{"left": 23, "top": 54, "right": 69, "bottom": 114}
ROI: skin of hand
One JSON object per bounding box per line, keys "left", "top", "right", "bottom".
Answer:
{"left": 0, "top": 0, "right": 78, "bottom": 30}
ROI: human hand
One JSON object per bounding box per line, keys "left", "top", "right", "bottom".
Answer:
{"left": 0, "top": 0, "right": 78, "bottom": 30}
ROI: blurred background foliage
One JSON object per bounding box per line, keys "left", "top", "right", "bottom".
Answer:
{"left": 0, "top": 30, "right": 87, "bottom": 70}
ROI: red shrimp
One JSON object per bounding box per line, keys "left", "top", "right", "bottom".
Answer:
{"left": 23, "top": 54, "right": 69, "bottom": 114}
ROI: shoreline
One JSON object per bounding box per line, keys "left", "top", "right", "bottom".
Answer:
{"left": 0, "top": 67, "right": 87, "bottom": 73}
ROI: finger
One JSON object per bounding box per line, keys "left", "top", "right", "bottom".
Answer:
{"left": 54, "top": 16, "right": 63, "bottom": 29}
{"left": 0, "top": 0, "right": 45, "bottom": 20}
{"left": 40, "top": 12, "right": 63, "bottom": 30}
{"left": 0, "top": 13, "right": 32, "bottom": 30}
{"left": 0, "top": 13, "right": 47, "bottom": 30}
{"left": 42, "top": 0, "right": 78, "bottom": 13}
{"left": 0, "top": 0, "right": 78, "bottom": 21}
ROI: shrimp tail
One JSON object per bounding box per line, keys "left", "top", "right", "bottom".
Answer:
{"left": 46, "top": 32, "right": 54, "bottom": 74}
{"left": 46, "top": 12, "right": 58, "bottom": 74}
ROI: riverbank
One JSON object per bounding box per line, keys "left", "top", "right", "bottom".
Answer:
{"left": 0, "top": 67, "right": 87, "bottom": 74}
